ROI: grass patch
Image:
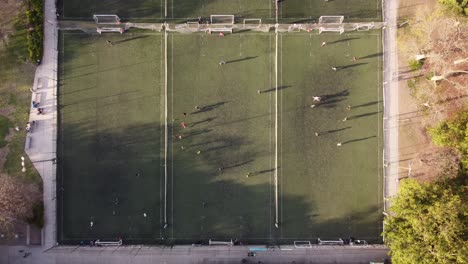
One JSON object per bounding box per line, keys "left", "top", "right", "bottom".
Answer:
{"left": 0, "top": 115, "right": 12, "bottom": 148}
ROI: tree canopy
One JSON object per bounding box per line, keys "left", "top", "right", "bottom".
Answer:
{"left": 383, "top": 178, "right": 468, "bottom": 264}
{"left": 438, "top": 0, "right": 468, "bottom": 16}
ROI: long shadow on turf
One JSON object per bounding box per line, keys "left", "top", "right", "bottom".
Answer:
{"left": 328, "top": 38, "right": 360, "bottom": 45}
{"left": 262, "top": 85, "right": 291, "bottom": 93}
{"left": 352, "top": 101, "right": 381, "bottom": 109}
{"left": 348, "top": 111, "right": 380, "bottom": 120}
{"left": 191, "top": 101, "right": 228, "bottom": 114}
{"left": 226, "top": 56, "right": 258, "bottom": 64}
{"left": 343, "top": 136, "right": 376, "bottom": 145}
{"left": 360, "top": 52, "right": 383, "bottom": 60}
{"left": 336, "top": 63, "right": 368, "bottom": 70}
{"left": 112, "top": 35, "right": 149, "bottom": 45}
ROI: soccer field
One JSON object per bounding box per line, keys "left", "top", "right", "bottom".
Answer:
{"left": 58, "top": 0, "right": 381, "bottom": 22}
{"left": 278, "top": 33, "right": 383, "bottom": 242}
{"left": 57, "top": 32, "right": 165, "bottom": 242}
{"left": 57, "top": 31, "right": 383, "bottom": 244}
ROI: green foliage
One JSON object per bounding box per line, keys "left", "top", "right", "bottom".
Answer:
{"left": 27, "top": 202, "right": 44, "bottom": 228}
{"left": 25, "top": 0, "right": 43, "bottom": 62}
{"left": 429, "top": 111, "right": 468, "bottom": 168}
{"left": 408, "top": 59, "right": 424, "bottom": 71}
{"left": 383, "top": 178, "right": 468, "bottom": 264}
{"left": 438, "top": 0, "right": 468, "bottom": 15}
{"left": 0, "top": 116, "right": 12, "bottom": 148}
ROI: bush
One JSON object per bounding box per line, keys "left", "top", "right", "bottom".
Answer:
{"left": 408, "top": 59, "right": 423, "bottom": 71}
{"left": 430, "top": 111, "right": 468, "bottom": 169}
{"left": 438, "top": 0, "right": 468, "bottom": 16}
{"left": 25, "top": 0, "right": 43, "bottom": 62}
{"left": 27, "top": 202, "right": 44, "bottom": 228}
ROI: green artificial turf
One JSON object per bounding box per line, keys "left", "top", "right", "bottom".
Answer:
{"left": 166, "top": 33, "right": 276, "bottom": 242}
{"left": 59, "top": 0, "right": 164, "bottom": 20}
{"left": 279, "top": 0, "right": 382, "bottom": 22}
{"left": 57, "top": 32, "right": 165, "bottom": 242}
{"left": 167, "top": 0, "right": 274, "bottom": 21}
{"left": 278, "top": 32, "right": 383, "bottom": 242}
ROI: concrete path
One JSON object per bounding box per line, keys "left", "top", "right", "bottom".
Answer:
{"left": 24, "top": 0, "right": 58, "bottom": 250}
{"left": 382, "top": 0, "right": 399, "bottom": 212}
{"left": 1, "top": 245, "right": 389, "bottom": 264}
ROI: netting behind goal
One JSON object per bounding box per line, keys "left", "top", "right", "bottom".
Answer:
{"left": 210, "top": 15, "right": 235, "bottom": 25}
{"left": 354, "top": 22, "right": 375, "bottom": 31}
{"left": 294, "top": 241, "right": 312, "bottom": 248}
{"left": 243, "top": 19, "right": 262, "bottom": 29}
{"left": 319, "top": 25, "right": 345, "bottom": 34}
{"left": 93, "top": 14, "right": 121, "bottom": 24}
{"left": 318, "top": 16, "right": 344, "bottom": 24}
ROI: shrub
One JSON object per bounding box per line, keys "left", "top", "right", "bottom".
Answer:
{"left": 408, "top": 59, "right": 423, "bottom": 71}
{"left": 438, "top": 0, "right": 468, "bottom": 16}
{"left": 25, "top": 0, "right": 43, "bottom": 62}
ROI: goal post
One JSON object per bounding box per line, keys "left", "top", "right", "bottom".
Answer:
{"left": 93, "top": 14, "right": 121, "bottom": 24}
{"left": 319, "top": 25, "right": 345, "bottom": 34}
{"left": 210, "top": 15, "right": 235, "bottom": 25}
{"left": 354, "top": 22, "right": 375, "bottom": 31}
{"left": 243, "top": 18, "right": 262, "bottom": 28}
{"left": 318, "top": 15, "right": 344, "bottom": 24}
{"left": 96, "top": 27, "right": 125, "bottom": 34}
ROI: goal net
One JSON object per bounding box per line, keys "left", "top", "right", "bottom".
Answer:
{"left": 318, "top": 16, "right": 344, "bottom": 24}
{"left": 93, "top": 14, "right": 121, "bottom": 24}
{"left": 209, "top": 239, "right": 234, "bottom": 246}
{"left": 294, "top": 241, "right": 312, "bottom": 248}
{"left": 288, "top": 24, "right": 302, "bottom": 32}
{"left": 243, "top": 19, "right": 262, "bottom": 29}
{"left": 317, "top": 238, "right": 344, "bottom": 245}
{"left": 319, "top": 25, "right": 345, "bottom": 34}
{"left": 354, "top": 22, "right": 375, "bottom": 31}
{"left": 210, "top": 15, "right": 235, "bottom": 25}
{"left": 96, "top": 27, "right": 125, "bottom": 34}
{"left": 207, "top": 27, "right": 233, "bottom": 34}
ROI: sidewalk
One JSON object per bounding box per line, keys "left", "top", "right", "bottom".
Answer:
{"left": 25, "top": 0, "right": 58, "bottom": 250}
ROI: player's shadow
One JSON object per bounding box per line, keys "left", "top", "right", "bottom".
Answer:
{"left": 321, "top": 127, "right": 352, "bottom": 135}
{"left": 250, "top": 168, "right": 276, "bottom": 176}
{"left": 262, "top": 85, "right": 291, "bottom": 93}
{"left": 352, "top": 101, "right": 381, "bottom": 109}
{"left": 348, "top": 111, "right": 380, "bottom": 120}
{"left": 191, "top": 117, "right": 217, "bottom": 127}
{"left": 112, "top": 35, "right": 149, "bottom": 45}
{"left": 360, "top": 52, "right": 383, "bottom": 59}
{"left": 220, "top": 160, "right": 254, "bottom": 170}
{"left": 191, "top": 101, "right": 228, "bottom": 114}
{"left": 336, "top": 63, "right": 368, "bottom": 70}
{"left": 226, "top": 56, "right": 258, "bottom": 64}
{"left": 328, "top": 38, "right": 360, "bottom": 45}
{"left": 342, "top": 136, "right": 376, "bottom": 145}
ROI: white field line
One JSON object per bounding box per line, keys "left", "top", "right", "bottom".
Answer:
{"left": 164, "top": 30, "right": 168, "bottom": 225}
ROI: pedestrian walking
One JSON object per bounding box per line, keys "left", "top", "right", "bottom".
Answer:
{"left": 219, "top": 32, "right": 225, "bottom": 37}
{"left": 106, "top": 40, "right": 113, "bottom": 46}
{"left": 183, "top": 112, "right": 187, "bottom": 116}
{"left": 219, "top": 60, "right": 226, "bottom": 65}
{"left": 321, "top": 41, "right": 327, "bottom": 47}
{"left": 181, "top": 122, "right": 187, "bottom": 128}
{"left": 258, "top": 90, "right": 262, "bottom": 94}
{"left": 196, "top": 150, "right": 201, "bottom": 155}
{"left": 332, "top": 67, "right": 337, "bottom": 71}
{"left": 313, "top": 96, "right": 321, "bottom": 102}
{"left": 337, "top": 142, "right": 342, "bottom": 147}
{"left": 346, "top": 105, "right": 352, "bottom": 111}
{"left": 310, "top": 104, "right": 316, "bottom": 108}
{"left": 351, "top": 56, "right": 358, "bottom": 62}
{"left": 342, "top": 117, "right": 348, "bottom": 122}
{"left": 315, "top": 132, "right": 319, "bottom": 136}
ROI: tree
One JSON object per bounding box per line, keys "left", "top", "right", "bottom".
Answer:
{"left": 383, "top": 178, "right": 468, "bottom": 264}
{"left": 429, "top": 110, "right": 468, "bottom": 169}
{"left": 0, "top": 174, "right": 41, "bottom": 236}
{"left": 438, "top": 0, "right": 468, "bottom": 16}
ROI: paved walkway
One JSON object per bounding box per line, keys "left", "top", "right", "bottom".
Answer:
{"left": 382, "top": 0, "right": 399, "bottom": 212}
{"left": 24, "top": 0, "right": 58, "bottom": 250}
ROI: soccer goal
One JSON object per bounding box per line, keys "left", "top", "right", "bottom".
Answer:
{"left": 317, "top": 238, "right": 344, "bottom": 245}
{"left": 96, "top": 27, "right": 125, "bottom": 34}
{"left": 94, "top": 239, "right": 123, "bottom": 246}
{"left": 318, "top": 15, "right": 344, "bottom": 24}
{"left": 243, "top": 19, "right": 262, "bottom": 29}
{"left": 207, "top": 27, "right": 233, "bottom": 34}
{"left": 288, "top": 24, "right": 302, "bottom": 32}
{"left": 93, "top": 14, "right": 121, "bottom": 24}
{"left": 209, "top": 239, "right": 234, "bottom": 246}
{"left": 210, "top": 15, "right": 235, "bottom": 25}
{"left": 354, "top": 22, "right": 375, "bottom": 31}
{"left": 294, "top": 241, "right": 312, "bottom": 248}
{"left": 319, "top": 25, "right": 345, "bottom": 34}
